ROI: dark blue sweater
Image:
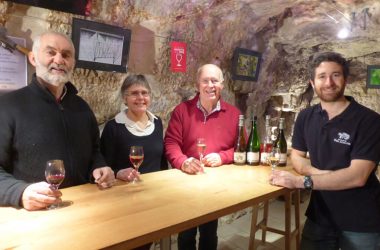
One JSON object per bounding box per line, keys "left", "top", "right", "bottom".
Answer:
{"left": 100, "top": 116, "right": 168, "bottom": 175}
{"left": 0, "top": 74, "right": 105, "bottom": 207}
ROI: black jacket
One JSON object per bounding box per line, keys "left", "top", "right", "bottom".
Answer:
{"left": 0, "top": 74, "right": 106, "bottom": 207}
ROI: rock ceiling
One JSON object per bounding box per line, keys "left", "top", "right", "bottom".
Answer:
{"left": 1, "top": 0, "right": 380, "bottom": 126}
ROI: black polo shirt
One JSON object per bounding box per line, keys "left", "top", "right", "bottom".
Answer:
{"left": 292, "top": 96, "right": 380, "bottom": 232}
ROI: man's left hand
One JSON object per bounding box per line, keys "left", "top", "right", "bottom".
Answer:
{"left": 203, "top": 153, "right": 222, "bottom": 167}
{"left": 93, "top": 167, "right": 115, "bottom": 189}
{"left": 269, "top": 170, "right": 303, "bottom": 189}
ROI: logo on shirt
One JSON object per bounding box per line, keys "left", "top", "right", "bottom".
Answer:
{"left": 333, "top": 132, "right": 351, "bottom": 146}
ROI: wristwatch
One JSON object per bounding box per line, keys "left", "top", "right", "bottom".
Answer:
{"left": 304, "top": 176, "right": 313, "bottom": 190}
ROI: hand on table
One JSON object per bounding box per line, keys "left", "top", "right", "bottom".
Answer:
{"left": 269, "top": 170, "right": 302, "bottom": 189}
{"left": 93, "top": 166, "right": 115, "bottom": 189}
{"left": 21, "top": 182, "right": 62, "bottom": 211}
{"left": 116, "top": 168, "right": 140, "bottom": 182}
{"left": 181, "top": 157, "right": 204, "bottom": 174}
{"left": 203, "top": 153, "right": 222, "bottom": 167}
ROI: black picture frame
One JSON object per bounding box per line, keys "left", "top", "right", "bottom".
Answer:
{"left": 71, "top": 18, "right": 131, "bottom": 73}
{"left": 366, "top": 65, "right": 380, "bottom": 89}
{"left": 232, "top": 47, "right": 262, "bottom": 81}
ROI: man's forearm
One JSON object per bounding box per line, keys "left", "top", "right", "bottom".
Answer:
{"left": 291, "top": 154, "right": 328, "bottom": 176}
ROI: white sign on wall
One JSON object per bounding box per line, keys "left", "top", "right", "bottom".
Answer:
{"left": 0, "top": 36, "right": 27, "bottom": 93}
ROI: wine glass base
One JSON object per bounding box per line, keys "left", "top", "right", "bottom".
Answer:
{"left": 46, "top": 200, "right": 73, "bottom": 210}
{"left": 131, "top": 178, "right": 143, "bottom": 184}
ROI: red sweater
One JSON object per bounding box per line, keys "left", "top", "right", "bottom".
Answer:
{"left": 164, "top": 94, "right": 241, "bottom": 169}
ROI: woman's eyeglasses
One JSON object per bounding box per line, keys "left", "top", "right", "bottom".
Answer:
{"left": 126, "top": 90, "right": 150, "bottom": 98}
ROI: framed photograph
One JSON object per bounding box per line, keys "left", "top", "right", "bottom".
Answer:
{"left": 366, "top": 65, "right": 380, "bottom": 89}
{"left": 71, "top": 18, "right": 131, "bottom": 73}
{"left": 232, "top": 47, "right": 262, "bottom": 81}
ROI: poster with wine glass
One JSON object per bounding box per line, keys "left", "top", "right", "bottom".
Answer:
{"left": 170, "top": 41, "right": 187, "bottom": 72}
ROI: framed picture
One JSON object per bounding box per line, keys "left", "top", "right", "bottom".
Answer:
{"left": 71, "top": 18, "right": 131, "bottom": 73}
{"left": 8, "top": 0, "right": 91, "bottom": 16}
{"left": 0, "top": 36, "right": 27, "bottom": 94}
{"left": 366, "top": 65, "right": 380, "bottom": 89}
{"left": 232, "top": 47, "right": 262, "bottom": 81}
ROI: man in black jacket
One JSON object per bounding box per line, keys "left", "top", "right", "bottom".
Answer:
{"left": 0, "top": 31, "right": 115, "bottom": 211}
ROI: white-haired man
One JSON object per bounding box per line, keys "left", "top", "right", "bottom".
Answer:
{"left": 165, "top": 64, "right": 241, "bottom": 249}
{"left": 0, "top": 31, "right": 115, "bottom": 211}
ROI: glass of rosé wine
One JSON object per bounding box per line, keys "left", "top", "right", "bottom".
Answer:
{"left": 45, "top": 159, "right": 65, "bottom": 209}
{"left": 129, "top": 146, "right": 144, "bottom": 183}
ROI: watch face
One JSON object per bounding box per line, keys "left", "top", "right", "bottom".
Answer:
{"left": 304, "top": 176, "right": 313, "bottom": 190}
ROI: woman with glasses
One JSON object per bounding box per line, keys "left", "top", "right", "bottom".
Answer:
{"left": 100, "top": 74, "right": 168, "bottom": 186}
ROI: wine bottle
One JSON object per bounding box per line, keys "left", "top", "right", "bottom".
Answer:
{"left": 260, "top": 115, "right": 272, "bottom": 165}
{"left": 273, "top": 118, "right": 287, "bottom": 166}
{"left": 234, "top": 115, "right": 246, "bottom": 165}
{"left": 246, "top": 115, "right": 260, "bottom": 166}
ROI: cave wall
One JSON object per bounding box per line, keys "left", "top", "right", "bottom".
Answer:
{"left": 1, "top": 0, "right": 380, "bottom": 145}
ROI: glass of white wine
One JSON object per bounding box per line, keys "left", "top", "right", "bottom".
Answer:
{"left": 268, "top": 147, "right": 281, "bottom": 172}
{"left": 196, "top": 138, "right": 206, "bottom": 174}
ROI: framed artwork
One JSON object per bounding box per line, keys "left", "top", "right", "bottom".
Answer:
{"left": 366, "top": 65, "right": 380, "bottom": 89}
{"left": 0, "top": 36, "right": 27, "bottom": 94}
{"left": 8, "top": 0, "right": 91, "bottom": 16}
{"left": 232, "top": 47, "right": 262, "bottom": 81}
{"left": 71, "top": 18, "right": 131, "bottom": 73}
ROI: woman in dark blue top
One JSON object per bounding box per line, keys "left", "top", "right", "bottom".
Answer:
{"left": 100, "top": 74, "right": 167, "bottom": 182}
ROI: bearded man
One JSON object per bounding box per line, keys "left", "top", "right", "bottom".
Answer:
{"left": 270, "top": 52, "right": 380, "bottom": 249}
{"left": 0, "top": 31, "right": 115, "bottom": 211}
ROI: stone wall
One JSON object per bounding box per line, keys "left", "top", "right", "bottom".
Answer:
{"left": 1, "top": 0, "right": 380, "bottom": 144}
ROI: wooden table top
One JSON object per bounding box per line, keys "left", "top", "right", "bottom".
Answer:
{"left": 0, "top": 164, "right": 293, "bottom": 250}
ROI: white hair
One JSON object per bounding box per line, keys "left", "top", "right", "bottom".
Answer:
{"left": 196, "top": 64, "right": 224, "bottom": 83}
{"left": 32, "top": 31, "right": 75, "bottom": 55}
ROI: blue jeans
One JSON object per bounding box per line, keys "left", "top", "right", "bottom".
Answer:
{"left": 177, "top": 220, "right": 218, "bottom": 250}
{"left": 301, "top": 219, "right": 380, "bottom": 250}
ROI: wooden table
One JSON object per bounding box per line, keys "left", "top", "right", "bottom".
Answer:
{"left": 0, "top": 164, "right": 299, "bottom": 249}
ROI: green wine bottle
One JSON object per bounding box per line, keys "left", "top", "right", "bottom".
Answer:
{"left": 274, "top": 118, "right": 287, "bottom": 166}
{"left": 246, "top": 115, "right": 260, "bottom": 166}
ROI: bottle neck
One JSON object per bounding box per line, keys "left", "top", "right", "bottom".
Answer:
{"left": 265, "top": 125, "right": 271, "bottom": 143}
{"left": 238, "top": 125, "right": 244, "bottom": 134}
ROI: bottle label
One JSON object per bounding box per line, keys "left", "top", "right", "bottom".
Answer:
{"left": 260, "top": 152, "right": 268, "bottom": 165}
{"left": 234, "top": 152, "right": 246, "bottom": 164}
{"left": 279, "top": 153, "right": 287, "bottom": 164}
{"left": 247, "top": 152, "right": 259, "bottom": 164}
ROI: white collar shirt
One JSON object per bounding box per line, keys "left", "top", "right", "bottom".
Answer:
{"left": 115, "top": 108, "right": 157, "bottom": 136}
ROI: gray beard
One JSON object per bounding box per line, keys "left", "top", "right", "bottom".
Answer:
{"left": 35, "top": 57, "right": 72, "bottom": 87}
{"left": 37, "top": 69, "right": 70, "bottom": 87}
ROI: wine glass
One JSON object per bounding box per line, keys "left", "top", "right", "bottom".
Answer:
{"left": 196, "top": 138, "right": 206, "bottom": 174}
{"left": 45, "top": 159, "right": 65, "bottom": 209}
{"left": 268, "top": 147, "right": 281, "bottom": 172}
{"left": 129, "top": 146, "right": 144, "bottom": 183}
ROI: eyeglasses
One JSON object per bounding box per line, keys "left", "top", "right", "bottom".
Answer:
{"left": 125, "top": 90, "right": 150, "bottom": 98}
{"left": 200, "top": 78, "right": 221, "bottom": 85}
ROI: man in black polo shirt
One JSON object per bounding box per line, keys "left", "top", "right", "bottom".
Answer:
{"left": 270, "top": 52, "right": 380, "bottom": 249}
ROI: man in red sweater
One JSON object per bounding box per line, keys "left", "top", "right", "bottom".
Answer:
{"left": 164, "top": 63, "right": 241, "bottom": 250}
